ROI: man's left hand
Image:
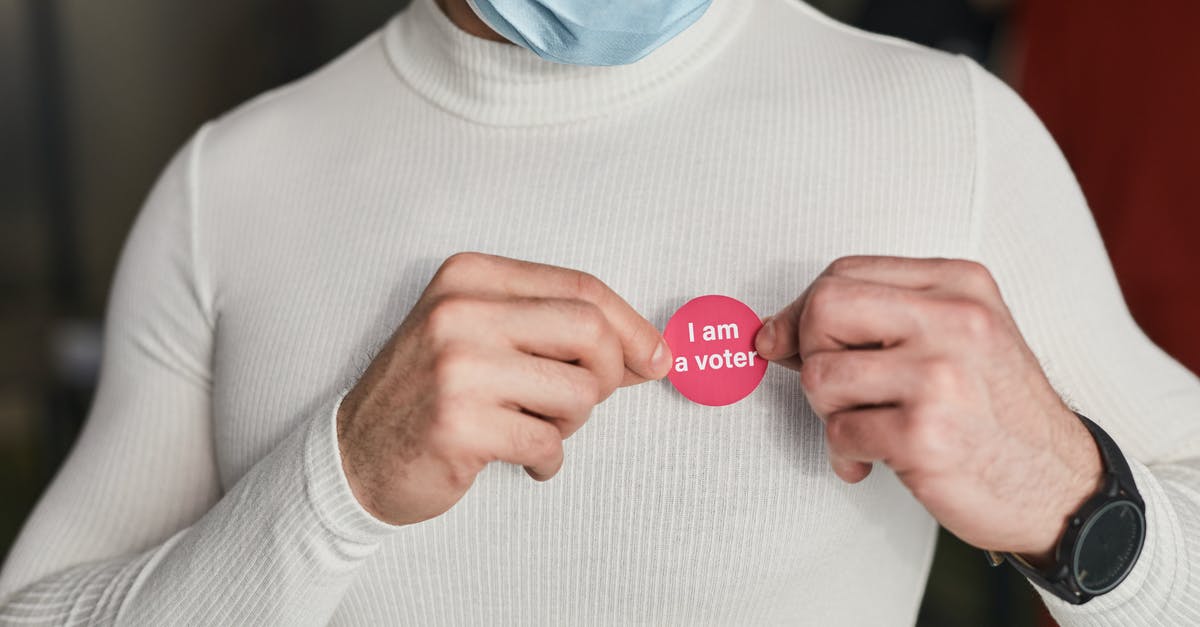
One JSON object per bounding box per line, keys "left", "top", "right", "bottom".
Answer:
{"left": 755, "top": 256, "right": 1104, "bottom": 562}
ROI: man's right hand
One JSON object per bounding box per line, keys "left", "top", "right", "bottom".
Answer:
{"left": 335, "top": 252, "right": 671, "bottom": 526}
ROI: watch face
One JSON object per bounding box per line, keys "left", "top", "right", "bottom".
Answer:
{"left": 1073, "top": 500, "right": 1145, "bottom": 595}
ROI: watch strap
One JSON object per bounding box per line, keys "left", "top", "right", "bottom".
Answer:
{"left": 1074, "top": 412, "right": 1142, "bottom": 508}
{"left": 986, "top": 411, "right": 1144, "bottom": 605}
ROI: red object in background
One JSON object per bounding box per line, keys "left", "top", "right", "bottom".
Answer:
{"left": 1012, "top": 4, "right": 1200, "bottom": 625}
{"left": 1012, "top": 0, "right": 1200, "bottom": 377}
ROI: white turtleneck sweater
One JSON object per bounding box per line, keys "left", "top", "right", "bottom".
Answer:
{"left": 2, "top": 0, "right": 1198, "bottom": 624}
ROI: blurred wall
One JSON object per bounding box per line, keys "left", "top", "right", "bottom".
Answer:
{"left": 56, "top": 0, "right": 404, "bottom": 312}
{"left": 1, "top": 0, "right": 47, "bottom": 561}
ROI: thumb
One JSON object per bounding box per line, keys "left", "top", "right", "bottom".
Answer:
{"left": 619, "top": 337, "right": 672, "bottom": 387}
{"left": 755, "top": 291, "right": 809, "bottom": 369}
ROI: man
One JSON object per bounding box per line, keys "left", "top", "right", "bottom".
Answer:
{"left": 1, "top": 0, "right": 1197, "bottom": 624}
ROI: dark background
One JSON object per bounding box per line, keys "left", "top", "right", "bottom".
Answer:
{"left": 2, "top": 1, "right": 1196, "bottom": 625}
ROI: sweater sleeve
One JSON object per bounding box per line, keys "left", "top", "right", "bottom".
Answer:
{"left": 0, "top": 126, "right": 399, "bottom": 625}
{"left": 965, "top": 58, "right": 1200, "bottom": 625}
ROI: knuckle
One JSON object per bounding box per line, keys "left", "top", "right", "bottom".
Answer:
{"left": 513, "top": 420, "right": 562, "bottom": 463}
{"left": 803, "top": 278, "right": 843, "bottom": 324}
{"left": 569, "top": 300, "right": 609, "bottom": 343}
{"left": 436, "top": 252, "right": 487, "bottom": 284}
{"left": 538, "top": 358, "right": 602, "bottom": 412}
{"left": 443, "top": 460, "right": 479, "bottom": 492}
{"left": 424, "top": 295, "right": 477, "bottom": 339}
{"left": 572, "top": 407, "right": 595, "bottom": 430}
{"left": 799, "top": 353, "right": 831, "bottom": 391}
{"left": 431, "top": 343, "right": 477, "bottom": 389}
{"left": 824, "top": 414, "right": 850, "bottom": 448}
{"left": 571, "top": 270, "right": 605, "bottom": 301}
{"left": 430, "top": 396, "right": 472, "bottom": 438}
{"left": 904, "top": 407, "right": 951, "bottom": 458}
{"left": 427, "top": 403, "right": 476, "bottom": 465}
{"left": 573, "top": 373, "right": 604, "bottom": 409}
{"left": 919, "top": 357, "right": 962, "bottom": 397}
{"left": 803, "top": 393, "right": 829, "bottom": 419}
{"left": 594, "top": 367, "right": 621, "bottom": 402}
{"left": 826, "top": 255, "right": 869, "bottom": 276}
{"left": 954, "top": 259, "right": 997, "bottom": 291}
{"left": 947, "top": 299, "right": 995, "bottom": 339}
{"left": 428, "top": 408, "right": 492, "bottom": 484}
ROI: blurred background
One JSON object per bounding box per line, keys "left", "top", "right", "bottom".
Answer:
{"left": 2, "top": 1, "right": 1197, "bottom": 625}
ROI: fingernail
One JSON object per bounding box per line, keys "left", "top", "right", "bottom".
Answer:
{"left": 651, "top": 340, "right": 669, "bottom": 372}
{"left": 757, "top": 317, "right": 776, "bottom": 354}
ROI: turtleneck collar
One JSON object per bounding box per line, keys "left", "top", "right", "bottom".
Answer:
{"left": 383, "top": 0, "right": 751, "bottom": 126}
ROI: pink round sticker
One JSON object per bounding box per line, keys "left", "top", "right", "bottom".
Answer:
{"left": 664, "top": 295, "right": 768, "bottom": 406}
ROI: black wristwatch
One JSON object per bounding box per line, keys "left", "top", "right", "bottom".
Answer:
{"left": 986, "top": 412, "right": 1146, "bottom": 605}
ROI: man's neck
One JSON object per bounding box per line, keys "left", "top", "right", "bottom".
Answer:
{"left": 434, "top": 0, "right": 511, "bottom": 44}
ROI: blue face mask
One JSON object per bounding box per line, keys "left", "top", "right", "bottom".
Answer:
{"left": 465, "top": 0, "right": 714, "bottom": 66}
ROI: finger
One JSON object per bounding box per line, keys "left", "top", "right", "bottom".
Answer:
{"left": 490, "top": 297, "right": 626, "bottom": 399}
{"left": 829, "top": 453, "right": 873, "bottom": 484}
{"left": 754, "top": 288, "right": 808, "bottom": 367}
{"left": 486, "top": 408, "right": 566, "bottom": 481}
{"left": 797, "top": 278, "right": 929, "bottom": 359}
{"left": 619, "top": 368, "right": 649, "bottom": 387}
{"left": 823, "top": 256, "right": 999, "bottom": 300}
{"left": 804, "top": 349, "right": 915, "bottom": 484}
{"left": 756, "top": 276, "right": 923, "bottom": 364}
{"left": 824, "top": 406, "right": 907, "bottom": 479}
{"left": 428, "top": 253, "right": 670, "bottom": 383}
{"left": 424, "top": 296, "right": 625, "bottom": 397}
{"left": 471, "top": 349, "right": 601, "bottom": 438}
{"left": 799, "top": 349, "right": 920, "bottom": 418}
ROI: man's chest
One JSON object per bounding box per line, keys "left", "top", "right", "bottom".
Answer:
{"left": 207, "top": 153, "right": 972, "bottom": 465}
{"left": 198, "top": 117, "right": 969, "bottom": 619}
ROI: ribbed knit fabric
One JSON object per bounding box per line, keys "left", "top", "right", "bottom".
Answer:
{"left": 2, "top": 0, "right": 1198, "bottom": 624}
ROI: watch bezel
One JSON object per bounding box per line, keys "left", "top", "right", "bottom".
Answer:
{"left": 1069, "top": 497, "right": 1146, "bottom": 596}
